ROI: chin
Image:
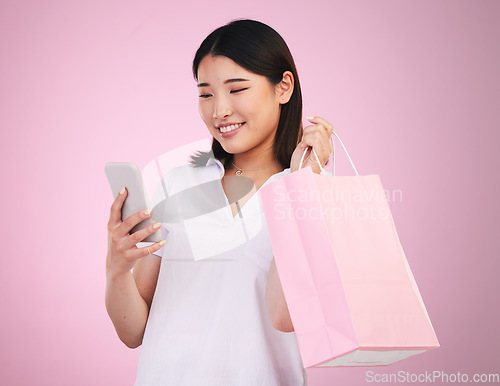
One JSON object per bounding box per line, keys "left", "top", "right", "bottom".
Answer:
{"left": 218, "top": 144, "right": 242, "bottom": 155}
{"left": 213, "top": 139, "right": 242, "bottom": 155}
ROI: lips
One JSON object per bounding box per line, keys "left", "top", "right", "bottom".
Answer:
{"left": 217, "top": 122, "right": 244, "bottom": 133}
{"left": 216, "top": 122, "right": 245, "bottom": 139}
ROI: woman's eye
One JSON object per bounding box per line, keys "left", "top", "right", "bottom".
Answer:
{"left": 230, "top": 88, "right": 248, "bottom": 94}
{"left": 199, "top": 94, "right": 212, "bottom": 99}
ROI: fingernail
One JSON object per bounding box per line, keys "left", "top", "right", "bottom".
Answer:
{"left": 153, "top": 222, "right": 161, "bottom": 229}
{"left": 159, "top": 240, "right": 166, "bottom": 246}
{"left": 119, "top": 187, "right": 126, "bottom": 195}
{"left": 306, "top": 116, "right": 315, "bottom": 120}
{"left": 144, "top": 209, "right": 151, "bottom": 216}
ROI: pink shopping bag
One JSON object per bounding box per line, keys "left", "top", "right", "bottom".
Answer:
{"left": 259, "top": 133, "right": 439, "bottom": 368}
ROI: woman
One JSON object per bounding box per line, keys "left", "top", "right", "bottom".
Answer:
{"left": 106, "top": 19, "right": 333, "bottom": 385}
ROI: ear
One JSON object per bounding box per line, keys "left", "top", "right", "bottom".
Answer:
{"left": 277, "top": 71, "right": 294, "bottom": 104}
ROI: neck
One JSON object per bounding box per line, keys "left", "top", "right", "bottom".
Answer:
{"left": 227, "top": 151, "right": 283, "bottom": 179}
{"left": 232, "top": 154, "right": 277, "bottom": 170}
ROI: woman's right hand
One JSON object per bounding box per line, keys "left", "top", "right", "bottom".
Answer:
{"left": 106, "top": 187, "right": 165, "bottom": 277}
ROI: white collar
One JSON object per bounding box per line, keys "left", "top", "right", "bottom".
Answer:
{"left": 205, "top": 157, "right": 225, "bottom": 178}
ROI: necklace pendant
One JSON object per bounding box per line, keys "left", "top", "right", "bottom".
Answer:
{"left": 235, "top": 169, "right": 242, "bottom": 176}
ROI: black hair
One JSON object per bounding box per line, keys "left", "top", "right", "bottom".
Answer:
{"left": 190, "top": 19, "right": 302, "bottom": 169}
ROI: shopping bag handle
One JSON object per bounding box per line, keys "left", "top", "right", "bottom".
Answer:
{"left": 298, "top": 130, "right": 359, "bottom": 176}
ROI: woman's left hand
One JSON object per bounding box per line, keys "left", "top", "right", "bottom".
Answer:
{"left": 290, "top": 116, "right": 333, "bottom": 174}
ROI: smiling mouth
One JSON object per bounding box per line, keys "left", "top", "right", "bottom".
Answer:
{"left": 218, "top": 123, "right": 245, "bottom": 133}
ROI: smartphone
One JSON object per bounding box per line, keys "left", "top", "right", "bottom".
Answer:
{"left": 105, "top": 162, "right": 162, "bottom": 243}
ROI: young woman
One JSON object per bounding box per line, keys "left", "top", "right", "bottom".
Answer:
{"left": 105, "top": 19, "right": 333, "bottom": 385}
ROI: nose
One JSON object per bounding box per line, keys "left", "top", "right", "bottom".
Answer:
{"left": 213, "top": 96, "right": 232, "bottom": 119}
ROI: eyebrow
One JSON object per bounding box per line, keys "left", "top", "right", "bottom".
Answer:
{"left": 197, "top": 78, "right": 250, "bottom": 87}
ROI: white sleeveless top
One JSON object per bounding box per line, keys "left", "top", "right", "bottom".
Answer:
{"left": 135, "top": 157, "right": 307, "bottom": 385}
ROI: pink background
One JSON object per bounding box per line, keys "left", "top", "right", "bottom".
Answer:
{"left": 1, "top": 0, "right": 499, "bottom": 385}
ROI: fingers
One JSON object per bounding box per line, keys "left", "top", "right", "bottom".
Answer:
{"left": 133, "top": 239, "right": 166, "bottom": 260}
{"left": 107, "top": 216, "right": 166, "bottom": 272}
{"left": 292, "top": 116, "right": 333, "bottom": 173}
{"left": 290, "top": 115, "right": 334, "bottom": 173}
{"left": 300, "top": 117, "right": 333, "bottom": 163}
{"left": 107, "top": 187, "right": 127, "bottom": 231}
{"left": 116, "top": 208, "right": 153, "bottom": 238}
{"left": 300, "top": 137, "right": 331, "bottom": 170}
{"left": 123, "top": 220, "right": 163, "bottom": 250}
{"left": 306, "top": 116, "right": 333, "bottom": 135}
{"left": 301, "top": 126, "right": 331, "bottom": 149}
{"left": 107, "top": 237, "right": 165, "bottom": 275}
{"left": 107, "top": 186, "right": 157, "bottom": 239}
{"left": 109, "top": 206, "right": 157, "bottom": 253}
{"left": 302, "top": 116, "right": 333, "bottom": 148}
{"left": 106, "top": 188, "right": 167, "bottom": 274}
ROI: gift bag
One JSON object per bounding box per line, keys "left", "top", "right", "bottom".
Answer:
{"left": 259, "top": 132, "right": 439, "bottom": 368}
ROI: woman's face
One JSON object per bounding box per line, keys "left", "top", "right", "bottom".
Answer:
{"left": 197, "top": 55, "right": 282, "bottom": 158}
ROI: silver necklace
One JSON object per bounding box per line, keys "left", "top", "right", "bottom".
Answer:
{"left": 231, "top": 161, "right": 276, "bottom": 176}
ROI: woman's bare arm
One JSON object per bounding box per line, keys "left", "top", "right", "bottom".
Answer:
{"left": 105, "top": 188, "right": 164, "bottom": 348}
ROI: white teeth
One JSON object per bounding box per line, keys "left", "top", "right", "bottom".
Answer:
{"left": 219, "top": 123, "right": 243, "bottom": 133}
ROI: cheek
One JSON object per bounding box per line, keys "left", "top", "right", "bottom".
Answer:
{"left": 238, "top": 95, "right": 264, "bottom": 120}
{"left": 256, "top": 90, "right": 280, "bottom": 117}
{"left": 198, "top": 102, "right": 212, "bottom": 124}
